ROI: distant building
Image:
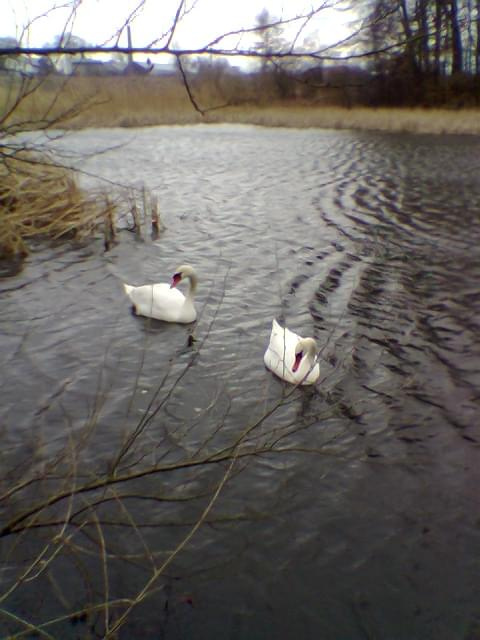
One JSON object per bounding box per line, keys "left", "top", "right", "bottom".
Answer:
{"left": 70, "top": 59, "right": 123, "bottom": 76}
{"left": 56, "top": 56, "right": 175, "bottom": 77}
{"left": 122, "top": 58, "right": 154, "bottom": 75}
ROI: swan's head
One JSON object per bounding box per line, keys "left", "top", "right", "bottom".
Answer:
{"left": 170, "top": 264, "right": 196, "bottom": 289}
{"left": 292, "top": 337, "right": 318, "bottom": 372}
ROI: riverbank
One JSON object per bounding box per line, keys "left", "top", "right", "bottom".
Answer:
{"left": 206, "top": 104, "right": 480, "bottom": 135}
{"left": 13, "top": 100, "right": 480, "bottom": 136}
{"left": 2, "top": 75, "right": 480, "bottom": 136}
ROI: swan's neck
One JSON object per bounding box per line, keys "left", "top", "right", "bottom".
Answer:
{"left": 306, "top": 345, "right": 317, "bottom": 365}
{"left": 301, "top": 340, "right": 318, "bottom": 370}
{"left": 185, "top": 273, "right": 197, "bottom": 299}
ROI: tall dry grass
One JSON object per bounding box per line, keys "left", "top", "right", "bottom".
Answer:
{"left": 209, "top": 103, "right": 480, "bottom": 135}
{"left": 0, "top": 74, "right": 203, "bottom": 129}
{"left": 2, "top": 73, "right": 480, "bottom": 134}
{"left": 0, "top": 152, "right": 117, "bottom": 259}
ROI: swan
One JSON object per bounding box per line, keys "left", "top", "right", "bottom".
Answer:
{"left": 123, "top": 264, "right": 197, "bottom": 323}
{"left": 264, "top": 319, "right": 320, "bottom": 385}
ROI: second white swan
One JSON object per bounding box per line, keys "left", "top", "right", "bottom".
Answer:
{"left": 264, "top": 319, "right": 320, "bottom": 385}
{"left": 123, "top": 264, "right": 197, "bottom": 323}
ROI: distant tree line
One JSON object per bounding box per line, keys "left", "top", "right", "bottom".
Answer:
{"left": 193, "top": 2, "right": 480, "bottom": 107}
{"left": 248, "top": 1, "right": 480, "bottom": 107}
{"left": 357, "top": 0, "right": 480, "bottom": 105}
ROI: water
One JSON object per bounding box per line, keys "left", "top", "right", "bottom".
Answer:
{"left": 1, "top": 124, "right": 480, "bottom": 639}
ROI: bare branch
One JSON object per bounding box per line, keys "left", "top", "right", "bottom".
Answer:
{"left": 101, "top": 0, "right": 147, "bottom": 48}
{"left": 165, "top": 0, "right": 186, "bottom": 49}
{"left": 175, "top": 53, "right": 205, "bottom": 115}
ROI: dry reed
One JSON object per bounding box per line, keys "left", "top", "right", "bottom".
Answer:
{"left": 206, "top": 103, "right": 480, "bottom": 135}
{"left": 0, "top": 74, "right": 203, "bottom": 129}
{"left": 0, "top": 152, "right": 115, "bottom": 258}
{"left": 2, "top": 74, "right": 480, "bottom": 134}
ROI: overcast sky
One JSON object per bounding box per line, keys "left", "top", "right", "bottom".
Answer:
{"left": 3, "top": 0, "right": 354, "bottom": 53}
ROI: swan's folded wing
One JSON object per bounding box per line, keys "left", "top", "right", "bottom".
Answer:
{"left": 127, "top": 283, "right": 183, "bottom": 320}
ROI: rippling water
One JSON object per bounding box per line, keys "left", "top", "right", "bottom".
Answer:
{"left": 1, "top": 125, "right": 480, "bottom": 639}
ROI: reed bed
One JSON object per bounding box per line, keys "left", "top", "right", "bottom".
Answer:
{"left": 0, "top": 74, "right": 204, "bottom": 129}
{"left": 57, "top": 74, "right": 205, "bottom": 127}
{"left": 209, "top": 104, "right": 480, "bottom": 135}
{"left": 0, "top": 152, "right": 115, "bottom": 258}
{"left": 2, "top": 74, "right": 480, "bottom": 134}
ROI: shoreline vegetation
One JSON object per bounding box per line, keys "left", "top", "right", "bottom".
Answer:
{"left": 206, "top": 104, "right": 480, "bottom": 136}
{"left": 0, "top": 149, "right": 159, "bottom": 263}
{"left": 2, "top": 75, "right": 480, "bottom": 136}
{"left": 0, "top": 152, "right": 117, "bottom": 261}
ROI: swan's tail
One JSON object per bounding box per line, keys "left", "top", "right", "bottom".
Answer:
{"left": 123, "top": 283, "right": 134, "bottom": 296}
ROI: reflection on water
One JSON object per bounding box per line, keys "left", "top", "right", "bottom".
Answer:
{"left": 1, "top": 125, "right": 480, "bottom": 639}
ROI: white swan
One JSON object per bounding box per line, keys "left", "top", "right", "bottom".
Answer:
{"left": 264, "top": 319, "right": 320, "bottom": 385}
{"left": 123, "top": 264, "right": 197, "bottom": 323}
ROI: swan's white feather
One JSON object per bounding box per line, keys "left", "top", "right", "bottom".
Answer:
{"left": 264, "top": 319, "right": 319, "bottom": 385}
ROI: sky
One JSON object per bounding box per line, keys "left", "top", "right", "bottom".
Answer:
{"left": 3, "top": 0, "right": 355, "bottom": 59}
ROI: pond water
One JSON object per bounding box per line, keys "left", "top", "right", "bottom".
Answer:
{"left": 1, "top": 124, "right": 480, "bottom": 639}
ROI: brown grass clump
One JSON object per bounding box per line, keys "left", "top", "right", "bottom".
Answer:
{"left": 0, "top": 152, "right": 115, "bottom": 259}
